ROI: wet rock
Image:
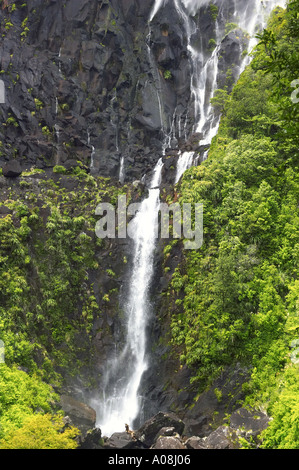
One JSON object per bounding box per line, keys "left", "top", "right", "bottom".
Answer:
{"left": 183, "top": 416, "right": 209, "bottom": 438}
{"left": 202, "top": 426, "right": 240, "bottom": 449}
{"left": 135, "top": 412, "right": 185, "bottom": 448}
{"left": 0, "top": 0, "right": 251, "bottom": 183}
{"left": 185, "top": 436, "right": 207, "bottom": 450}
{"left": 2, "top": 160, "right": 22, "bottom": 177}
{"left": 62, "top": 159, "right": 82, "bottom": 171}
{"left": 79, "top": 428, "right": 104, "bottom": 449}
{"left": 217, "top": 29, "right": 249, "bottom": 92}
{"left": 182, "top": 364, "right": 250, "bottom": 437}
{"left": 229, "top": 407, "right": 270, "bottom": 445}
{"left": 60, "top": 395, "right": 96, "bottom": 435}
{"left": 155, "top": 426, "right": 176, "bottom": 437}
{"left": 151, "top": 436, "right": 186, "bottom": 450}
{"left": 0, "top": 205, "right": 12, "bottom": 216}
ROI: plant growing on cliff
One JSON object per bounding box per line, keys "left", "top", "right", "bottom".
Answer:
{"left": 0, "top": 364, "right": 58, "bottom": 442}
{"left": 20, "top": 17, "right": 29, "bottom": 40}
{"left": 225, "top": 22, "right": 238, "bottom": 35}
{"left": 208, "top": 38, "right": 217, "bottom": 51}
{"left": 0, "top": 413, "right": 80, "bottom": 449}
{"left": 209, "top": 3, "right": 219, "bottom": 21}
{"left": 210, "top": 87, "right": 230, "bottom": 113}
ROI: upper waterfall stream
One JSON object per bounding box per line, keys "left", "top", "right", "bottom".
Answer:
{"left": 93, "top": 0, "right": 286, "bottom": 436}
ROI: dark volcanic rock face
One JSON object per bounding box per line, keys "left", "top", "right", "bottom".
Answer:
{"left": 0, "top": 0, "right": 248, "bottom": 183}
{"left": 0, "top": 0, "right": 157, "bottom": 179}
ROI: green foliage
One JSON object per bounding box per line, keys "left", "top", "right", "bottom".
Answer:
{"left": 254, "top": 1, "right": 299, "bottom": 149}
{"left": 260, "top": 366, "right": 299, "bottom": 449}
{"left": 34, "top": 97, "right": 43, "bottom": 110}
{"left": 208, "top": 38, "right": 217, "bottom": 51}
{"left": 210, "top": 88, "right": 230, "bottom": 113}
{"left": 220, "top": 68, "right": 278, "bottom": 138}
{"left": 0, "top": 171, "right": 126, "bottom": 382}
{"left": 209, "top": 3, "right": 218, "bottom": 21}
{"left": 53, "top": 165, "right": 66, "bottom": 174}
{"left": 0, "top": 364, "right": 58, "bottom": 440}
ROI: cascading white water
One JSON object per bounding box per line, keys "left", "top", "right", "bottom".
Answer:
{"left": 58, "top": 47, "right": 62, "bottom": 76}
{"left": 96, "top": 159, "right": 164, "bottom": 436}
{"left": 119, "top": 156, "right": 125, "bottom": 184}
{"left": 90, "top": 146, "right": 95, "bottom": 171}
{"left": 190, "top": 0, "right": 286, "bottom": 146}
{"left": 87, "top": 130, "right": 95, "bottom": 172}
{"left": 175, "top": 151, "right": 195, "bottom": 184}
{"left": 150, "top": 0, "right": 286, "bottom": 163}
{"left": 234, "top": 0, "right": 286, "bottom": 74}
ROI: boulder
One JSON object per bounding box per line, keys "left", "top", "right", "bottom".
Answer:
{"left": 0, "top": 205, "right": 12, "bottom": 216}
{"left": 155, "top": 426, "right": 176, "bottom": 438}
{"left": 185, "top": 436, "right": 207, "bottom": 450}
{"left": 62, "top": 159, "right": 81, "bottom": 171}
{"left": 135, "top": 412, "right": 185, "bottom": 448}
{"left": 183, "top": 415, "right": 208, "bottom": 438}
{"left": 229, "top": 407, "right": 270, "bottom": 443}
{"left": 2, "top": 160, "right": 22, "bottom": 178}
{"left": 202, "top": 426, "right": 240, "bottom": 449}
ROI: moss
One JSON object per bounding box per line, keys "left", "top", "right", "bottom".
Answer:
{"left": 53, "top": 165, "right": 67, "bottom": 174}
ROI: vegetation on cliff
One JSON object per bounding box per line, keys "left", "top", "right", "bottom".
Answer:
{"left": 0, "top": 167, "right": 130, "bottom": 448}
{"left": 167, "top": 2, "right": 299, "bottom": 448}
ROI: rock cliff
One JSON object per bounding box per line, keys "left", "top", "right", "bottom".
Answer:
{"left": 0, "top": 0, "right": 279, "bottom": 448}
{"left": 0, "top": 0, "right": 248, "bottom": 183}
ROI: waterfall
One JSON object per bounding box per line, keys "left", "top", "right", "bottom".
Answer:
{"left": 87, "top": 130, "right": 95, "bottom": 172}
{"left": 90, "top": 146, "right": 95, "bottom": 171}
{"left": 236, "top": 0, "right": 287, "bottom": 74}
{"left": 58, "top": 47, "right": 62, "bottom": 76}
{"left": 93, "top": 0, "right": 286, "bottom": 436}
{"left": 95, "top": 159, "right": 164, "bottom": 436}
{"left": 54, "top": 123, "right": 61, "bottom": 165}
